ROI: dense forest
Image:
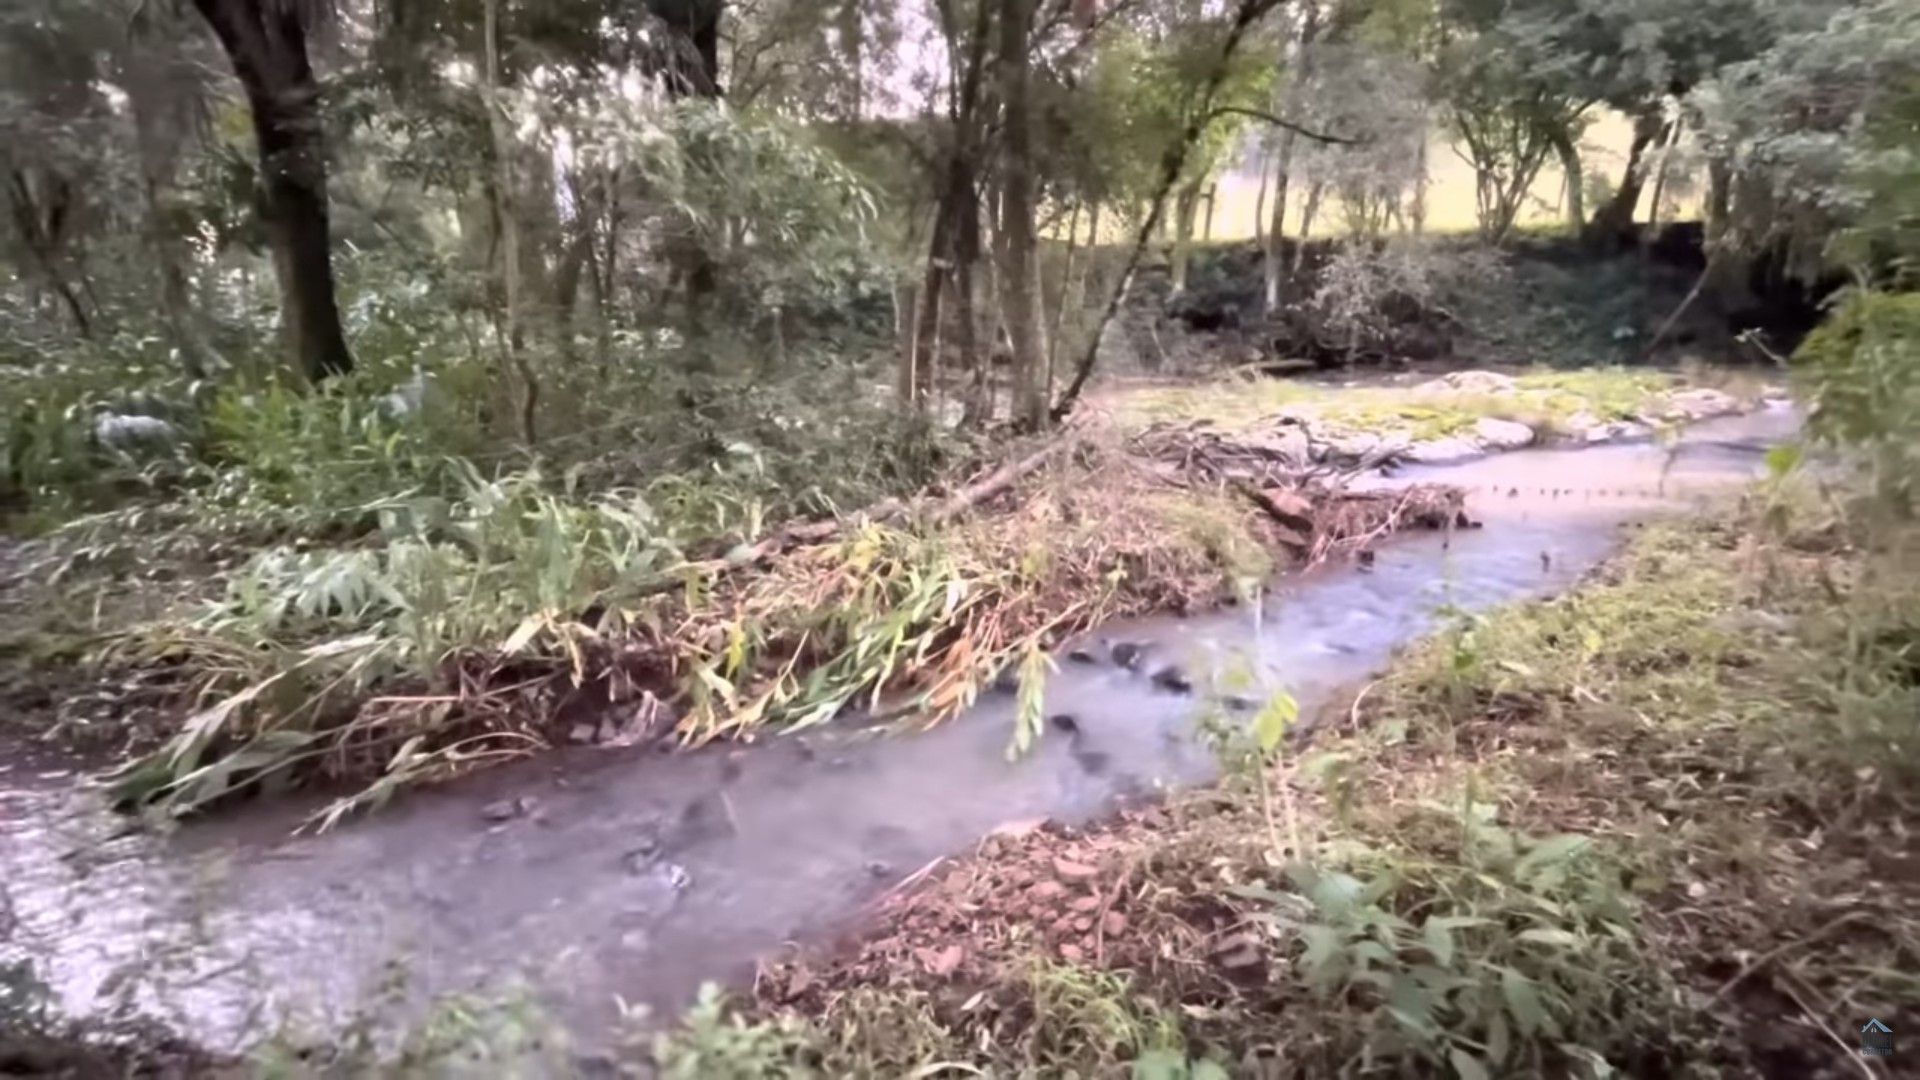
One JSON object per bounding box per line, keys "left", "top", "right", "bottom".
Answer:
{"left": 1, "top": 0, "right": 1917, "bottom": 1075}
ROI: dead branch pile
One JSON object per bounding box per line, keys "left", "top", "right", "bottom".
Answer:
{"left": 1124, "top": 421, "right": 1463, "bottom": 562}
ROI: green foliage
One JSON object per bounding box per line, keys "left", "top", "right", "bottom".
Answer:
{"left": 1272, "top": 808, "right": 1643, "bottom": 1076}
{"left": 574, "top": 98, "right": 892, "bottom": 320}
{"left": 1020, "top": 962, "right": 1186, "bottom": 1069}
{"left": 1696, "top": 0, "right": 1920, "bottom": 275}
{"left": 1793, "top": 289, "right": 1920, "bottom": 511}
{"left": 651, "top": 984, "right": 814, "bottom": 1080}
{"left": 0, "top": 334, "right": 206, "bottom": 520}
{"left": 104, "top": 461, "right": 690, "bottom": 815}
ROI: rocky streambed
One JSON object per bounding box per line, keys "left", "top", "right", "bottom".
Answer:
{"left": 1139, "top": 369, "right": 1782, "bottom": 472}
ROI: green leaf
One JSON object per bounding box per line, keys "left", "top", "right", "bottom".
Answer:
{"left": 1559, "top": 1043, "right": 1617, "bottom": 1079}
{"left": 1486, "top": 1010, "right": 1511, "bottom": 1066}
{"left": 1253, "top": 691, "right": 1299, "bottom": 754}
{"left": 1500, "top": 967, "right": 1553, "bottom": 1036}
{"left": 1449, "top": 1047, "right": 1491, "bottom": 1080}
{"left": 1515, "top": 834, "right": 1592, "bottom": 879}
{"left": 1130, "top": 1049, "right": 1185, "bottom": 1080}
{"left": 1517, "top": 927, "right": 1580, "bottom": 947}
{"left": 1299, "top": 924, "right": 1343, "bottom": 975}
{"left": 1765, "top": 443, "right": 1803, "bottom": 478}
{"left": 1423, "top": 918, "right": 1456, "bottom": 967}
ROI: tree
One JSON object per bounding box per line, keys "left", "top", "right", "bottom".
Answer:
{"left": 1262, "top": 1, "right": 1322, "bottom": 314}
{"left": 1436, "top": 5, "right": 1592, "bottom": 244}
{"left": 1052, "top": 0, "right": 1289, "bottom": 422}
{"left": 191, "top": 0, "right": 355, "bottom": 382}
{"left": 997, "top": 0, "right": 1048, "bottom": 429}
{"left": 1694, "top": 0, "right": 1920, "bottom": 280}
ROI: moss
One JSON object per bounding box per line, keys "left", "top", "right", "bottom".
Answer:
{"left": 1513, "top": 367, "right": 1673, "bottom": 420}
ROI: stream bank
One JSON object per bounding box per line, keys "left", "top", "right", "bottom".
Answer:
{"left": 722, "top": 408, "right": 1917, "bottom": 1079}
{"left": 0, "top": 407, "right": 1799, "bottom": 1071}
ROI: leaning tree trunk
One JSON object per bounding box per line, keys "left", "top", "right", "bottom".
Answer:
{"left": 1587, "top": 108, "right": 1664, "bottom": 245}
{"left": 1551, "top": 128, "right": 1584, "bottom": 233}
{"left": 191, "top": 0, "right": 353, "bottom": 382}
{"left": 997, "top": 0, "right": 1048, "bottom": 430}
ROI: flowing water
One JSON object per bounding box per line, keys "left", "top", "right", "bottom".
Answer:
{"left": 0, "top": 405, "right": 1798, "bottom": 1061}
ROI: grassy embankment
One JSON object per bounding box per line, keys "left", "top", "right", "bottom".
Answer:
{"left": 1108, "top": 366, "right": 1763, "bottom": 441}
{"left": 650, "top": 476, "right": 1920, "bottom": 1078}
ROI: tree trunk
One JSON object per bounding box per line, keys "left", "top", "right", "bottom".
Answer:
{"left": 126, "top": 54, "right": 210, "bottom": 375}
{"left": 1410, "top": 127, "right": 1428, "bottom": 236}
{"left": 1262, "top": 2, "right": 1319, "bottom": 316}
{"left": 1252, "top": 145, "right": 1271, "bottom": 248}
{"left": 481, "top": 0, "right": 536, "bottom": 442}
{"left": 191, "top": 0, "right": 353, "bottom": 382}
{"left": 3, "top": 172, "right": 93, "bottom": 339}
{"left": 904, "top": 196, "right": 952, "bottom": 407}
{"left": 1645, "top": 121, "right": 1683, "bottom": 233}
{"left": 1588, "top": 108, "right": 1664, "bottom": 243}
{"left": 997, "top": 0, "right": 1047, "bottom": 430}
{"left": 1294, "top": 181, "right": 1324, "bottom": 271}
{"left": 1704, "top": 154, "right": 1732, "bottom": 250}
{"left": 1551, "top": 128, "right": 1584, "bottom": 233}
{"left": 956, "top": 190, "right": 987, "bottom": 425}
{"left": 1169, "top": 180, "right": 1200, "bottom": 297}
{"left": 1047, "top": 203, "right": 1081, "bottom": 397}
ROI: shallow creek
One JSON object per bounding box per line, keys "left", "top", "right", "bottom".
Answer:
{"left": 0, "top": 406, "right": 1798, "bottom": 1058}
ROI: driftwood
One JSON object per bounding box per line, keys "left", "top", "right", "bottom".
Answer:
{"left": 1129, "top": 420, "right": 1465, "bottom": 566}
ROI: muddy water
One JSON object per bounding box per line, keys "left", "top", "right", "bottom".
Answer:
{"left": 0, "top": 406, "right": 1798, "bottom": 1060}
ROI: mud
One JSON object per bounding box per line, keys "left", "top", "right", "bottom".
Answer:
{"left": 0, "top": 405, "right": 1798, "bottom": 1061}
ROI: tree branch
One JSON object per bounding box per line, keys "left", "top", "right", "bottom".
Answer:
{"left": 1206, "top": 105, "right": 1362, "bottom": 146}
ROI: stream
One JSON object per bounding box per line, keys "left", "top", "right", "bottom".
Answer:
{"left": 0, "top": 405, "right": 1798, "bottom": 1063}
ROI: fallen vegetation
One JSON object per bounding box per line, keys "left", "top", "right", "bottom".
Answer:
{"left": 652, "top": 479, "right": 1920, "bottom": 1077}
{"left": 0, "top": 401, "right": 1463, "bottom": 827}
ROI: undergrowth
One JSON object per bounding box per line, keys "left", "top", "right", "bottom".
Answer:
{"left": 90, "top": 437, "right": 1280, "bottom": 825}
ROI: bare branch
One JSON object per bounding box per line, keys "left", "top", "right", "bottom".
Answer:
{"left": 1206, "top": 105, "right": 1362, "bottom": 146}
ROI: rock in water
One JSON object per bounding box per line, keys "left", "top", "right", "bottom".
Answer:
{"left": 1109, "top": 641, "right": 1147, "bottom": 670}
{"left": 1473, "top": 417, "right": 1535, "bottom": 450}
{"left": 1661, "top": 387, "right": 1740, "bottom": 421}
{"left": 1151, "top": 666, "right": 1193, "bottom": 694}
{"left": 1403, "top": 436, "right": 1485, "bottom": 465}
{"left": 481, "top": 796, "right": 536, "bottom": 823}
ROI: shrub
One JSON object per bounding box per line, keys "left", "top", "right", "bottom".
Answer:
{"left": 1793, "top": 289, "right": 1920, "bottom": 512}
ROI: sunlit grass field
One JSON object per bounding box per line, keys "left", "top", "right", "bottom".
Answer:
{"left": 1074, "top": 111, "right": 1698, "bottom": 241}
